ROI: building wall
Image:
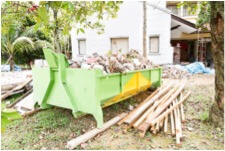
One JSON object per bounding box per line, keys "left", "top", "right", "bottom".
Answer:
{"left": 146, "top": 2, "right": 174, "bottom": 64}
{"left": 71, "top": 1, "right": 173, "bottom": 64}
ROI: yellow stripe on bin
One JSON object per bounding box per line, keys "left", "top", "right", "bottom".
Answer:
{"left": 103, "top": 72, "right": 151, "bottom": 107}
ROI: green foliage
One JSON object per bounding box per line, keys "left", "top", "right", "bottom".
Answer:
{"left": 1, "top": 2, "right": 53, "bottom": 68}
{"left": 200, "top": 111, "right": 209, "bottom": 122}
{"left": 177, "top": 2, "right": 211, "bottom": 30}
{"left": 1, "top": 109, "right": 22, "bottom": 132}
{"left": 34, "top": 1, "right": 123, "bottom": 52}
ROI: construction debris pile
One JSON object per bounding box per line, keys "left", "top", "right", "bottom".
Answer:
{"left": 1, "top": 70, "right": 32, "bottom": 85}
{"left": 1, "top": 78, "right": 32, "bottom": 101}
{"left": 118, "top": 83, "right": 191, "bottom": 145}
{"left": 1, "top": 74, "right": 37, "bottom": 115}
{"left": 162, "top": 66, "right": 191, "bottom": 79}
{"left": 70, "top": 50, "right": 159, "bottom": 74}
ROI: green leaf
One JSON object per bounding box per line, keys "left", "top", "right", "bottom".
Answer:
{"left": 1, "top": 116, "right": 11, "bottom": 133}
{"left": 80, "top": 28, "right": 85, "bottom": 33}
{"left": 37, "top": 7, "right": 49, "bottom": 24}
{"left": 1, "top": 111, "right": 22, "bottom": 120}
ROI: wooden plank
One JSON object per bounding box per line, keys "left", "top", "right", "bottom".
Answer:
{"left": 66, "top": 113, "right": 127, "bottom": 150}
{"left": 149, "top": 92, "right": 191, "bottom": 126}
{"left": 164, "top": 108, "right": 169, "bottom": 134}
{"left": 170, "top": 104, "right": 175, "bottom": 136}
{"left": 173, "top": 100, "right": 180, "bottom": 144}
{"left": 135, "top": 87, "right": 176, "bottom": 128}
{"left": 1, "top": 83, "right": 20, "bottom": 91}
{"left": 180, "top": 93, "right": 185, "bottom": 122}
{"left": 1, "top": 78, "right": 32, "bottom": 100}
{"left": 138, "top": 84, "right": 186, "bottom": 134}
{"left": 132, "top": 103, "right": 155, "bottom": 128}
{"left": 117, "top": 88, "right": 160, "bottom": 125}
{"left": 155, "top": 121, "right": 160, "bottom": 132}
{"left": 176, "top": 98, "right": 182, "bottom": 139}
{"left": 7, "top": 89, "right": 33, "bottom": 108}
{"left": 150, "top": 124, "right": 155, "bottom": 132}
{"left": 123, "top": 83, "right": 173, "bottom": 124}
{"left": 159, "top": 118, "right": 164, "bottom": 129}
{"left": 22, "top": 108, "right": 42, "bottom": 117}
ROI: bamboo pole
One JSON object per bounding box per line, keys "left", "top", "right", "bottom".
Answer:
{"left": 66, "top": 113, "right": 127, "bottom": 149}
{"left": 123, "top": 83, "right": 173, "bottom": 124}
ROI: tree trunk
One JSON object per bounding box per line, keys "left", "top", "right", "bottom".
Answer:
{"left": 53, "top": 9, "right": 61, "bottom": 53}
{"left": 9, "top": 56, "right": 15, "bottom": 71}
{"left": 143, "top": 1, "right": 147, "bottom": 58}
{"left": 209, "top": 1, "right": 224, "bottom": 127}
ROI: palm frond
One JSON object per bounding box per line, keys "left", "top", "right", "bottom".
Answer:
{"left": 21, "top": 26, "right": 37, "bottom": 38}
{"left": 34, "top": 40, "right": 53, "bottom": 50}
{"left": 12, "top": 36, "right": 35, "bottom": 53}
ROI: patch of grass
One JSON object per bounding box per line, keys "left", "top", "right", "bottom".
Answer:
{"left": 1, "top": 108, "right": 70, "bottom": 150}
{"left": 199, "top": 111, "right": 209, "bottom": 122}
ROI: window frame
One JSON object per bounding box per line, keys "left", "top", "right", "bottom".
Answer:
{"left": 110, "top": 37, "right": 129, "bottom": 53}
{"left": 77, "top": 38, "right": 86, "bottom": 55}
{"left": 149, "top": 35, "right": 160, "bottom": 54}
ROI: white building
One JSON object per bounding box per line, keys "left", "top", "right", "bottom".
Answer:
{"left": 71, "top": 1, "right": 199, "bottom": 65}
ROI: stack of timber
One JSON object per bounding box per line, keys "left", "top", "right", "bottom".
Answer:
{"left": 118, "top": 83, "right": 191, "bottom": 145}
{"left": 1, "top": 78, "right": 33, "bottom": 101}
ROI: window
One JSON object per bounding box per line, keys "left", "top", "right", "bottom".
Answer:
{"left": 111, "top": 38, "right": 129, "bottom": 54}
{"left": 149, "top": 36, "right": 159, "bottom": 53}
{"left": 78, "top": 39, "right": 86, "bottom": 55}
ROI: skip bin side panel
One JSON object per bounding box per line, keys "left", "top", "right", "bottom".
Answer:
{"left": 65, "top": 68, "right": 103, "bottom": 127}
{"left": 46, "top": 71, "right": 72, "bottom": 109}
{"left": 98, "top": 75, "right": 121, "bottom": 104}
{"left": 32, "top": 67, "right": 51, "bottom": 107}
{"left": 150, "top": 68, "right": 162, "bottom": 87}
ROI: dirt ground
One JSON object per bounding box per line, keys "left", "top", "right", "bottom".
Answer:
{"left": 1, "top": 74, "right": 224, "bottom": 150}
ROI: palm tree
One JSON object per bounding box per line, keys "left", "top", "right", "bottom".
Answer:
{"left": 1, "top": 25, "right": 52, "bottom": 71}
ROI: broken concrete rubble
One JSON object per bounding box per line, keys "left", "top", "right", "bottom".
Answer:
{"left": 69, "top": 50, "right": 159, "bottom": 74}
{"left": 162, "top": 66, "right": 191, "bottom": 79}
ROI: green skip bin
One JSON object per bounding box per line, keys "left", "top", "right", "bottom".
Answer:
{"left": 32, "top": 49, "right": 162, "bottom": 128}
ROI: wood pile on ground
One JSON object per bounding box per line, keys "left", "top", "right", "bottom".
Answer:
{"left": 162, "top": 66, "right": 191, "bottom": 79}
{"left": 118, "top": 83, "right": 191, "bottom": 145}
{"left": 70, "top": 49, "right": 159, "bottom": 74}
{"left": 1, "top": 78, "right": 33, "bottom": 101}
{"left": 1, "top": 71, "right": 38, "bottom": 115}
